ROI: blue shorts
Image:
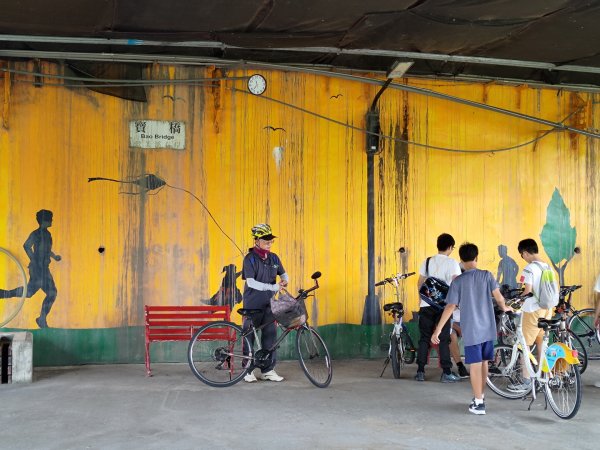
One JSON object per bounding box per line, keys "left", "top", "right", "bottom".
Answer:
{"left": 464, "top": 340, "right": 494, "bottom": 364}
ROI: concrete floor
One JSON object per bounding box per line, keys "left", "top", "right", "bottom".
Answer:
{"left": 2, "top": 359, "right": 600, "bottom": 449}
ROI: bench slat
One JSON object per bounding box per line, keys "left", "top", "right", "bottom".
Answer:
{"left": 148, "top": 318, "right": 226, "bottom": 325}
{"left": 148, "top": 326, "right": 232, "bottom": 334}
{"left": 146, "top": 306, "right": 229, "bottom": 312}
{"left": 148, "top": 335, "right": 193, "bottom": 341}
{"left": 149, "top": 332, "right": 231, "bottom": 340}
{"left": 147, "top": 313, "right": 228, "bottom": 320}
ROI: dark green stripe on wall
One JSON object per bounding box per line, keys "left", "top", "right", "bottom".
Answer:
{"left": 3, "top": 322, "right": 420, "bottom": 366}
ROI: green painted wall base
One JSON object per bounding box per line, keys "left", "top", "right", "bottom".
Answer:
{"left": 3, "top": 322, "right": 421, "bottom": 367}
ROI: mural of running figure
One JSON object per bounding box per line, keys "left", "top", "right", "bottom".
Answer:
{"left": 0, "top": 209, "right": 61, "bottom": 328}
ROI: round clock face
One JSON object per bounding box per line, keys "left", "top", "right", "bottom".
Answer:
{"left": 247, "top": 74, "right": 267, "bottom": 95}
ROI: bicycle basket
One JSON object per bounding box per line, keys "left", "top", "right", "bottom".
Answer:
{"left": 270, "top": 289, "right": 308, "bottom": 328}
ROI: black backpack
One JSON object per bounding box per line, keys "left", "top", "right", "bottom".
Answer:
{"left": 418, "top": 257, "right": 450, "bottom": 311}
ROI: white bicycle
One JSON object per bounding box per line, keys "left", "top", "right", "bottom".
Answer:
{"left": 376, "top": 272, "right": 416, "bottom": 378}
{"left": 487, "top": 295, "right": 582, "bottom": 419}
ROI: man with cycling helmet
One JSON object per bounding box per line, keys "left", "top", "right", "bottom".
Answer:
{"left": 242, "top": 223, "right": 289, "bottom": 383}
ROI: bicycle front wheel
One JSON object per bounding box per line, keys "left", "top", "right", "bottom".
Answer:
{"left": 568, "top": 308, "right": 600, "bottom": 360}
{"left": 296, "top": 326, "right": 333, "bottom": 388}
{"left": 401, "top": 330, "right": 416, "bottom": 364}
{"left": 486, "top": 345, "right": 531, "bottom": 399}
{"left": 545, "top": 363, "right": 582, "bottom": 419}
{"left": 188, "top": 321, "right": 251, "bottom": 387}
{"left": 390, "top": 335, "right": 402, "bottom": 379}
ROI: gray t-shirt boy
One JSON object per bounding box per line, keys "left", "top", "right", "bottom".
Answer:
{"left": 445, "top": 268, "right": 499, "bottom": 347}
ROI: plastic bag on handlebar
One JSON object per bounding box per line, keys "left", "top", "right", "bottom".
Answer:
{"left": 270, "top": 288, "right": 308, "bottom": 328}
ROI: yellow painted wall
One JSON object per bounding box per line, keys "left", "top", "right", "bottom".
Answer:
{"left": 0, "top": 60, "right": 599, "bottom": 330}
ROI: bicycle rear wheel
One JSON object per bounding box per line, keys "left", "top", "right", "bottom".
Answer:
{"left": 401, "top": 330, "right": 416, "bottom": 364}
{"left": 390, "top": 335, "right": 402, "bottom": 379}
{"left": 296, "top": 325, "right": 333, "bottom": 388}
{"left": 188, "top": 321, "right": 250, "bottom": 387}
{"left": 545, "top": 363, "right": 582, "bottom": 419}
{"left": 486, "top": 345, "right": 531, "bottom": 399}
{"left": 568, "top": 308, "right": 600, "bottom": 360}
{"left": 550, "top": 330, "right": 588, "bottom": 374}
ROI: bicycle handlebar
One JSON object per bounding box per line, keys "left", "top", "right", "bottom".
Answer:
{"left": 560, "top": 285, "right": 582, "bottom": 296}
{"left": 505, "top": 293, "right": 534, "bottom": 310}
{"left": 375, "top": 272, "right": 415, "bottom": 286}
{"left": 295, "top": 274, "right": 321, "bottom": 299}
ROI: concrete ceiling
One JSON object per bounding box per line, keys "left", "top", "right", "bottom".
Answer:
{"left": 1, "top": 0, "right": 599, "bottom": 89}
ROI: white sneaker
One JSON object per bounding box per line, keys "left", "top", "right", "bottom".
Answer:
{"left": 259, "top": 370, "right": 284, "bottom": 382}
{"left": 244, "top": 371, "right": 258, "bottom": 383}
{"left": 507, "top": 380, "right": 531, "bottom": 392}
{"left": 594, "top": 381, "right": 600, "bottom": 388}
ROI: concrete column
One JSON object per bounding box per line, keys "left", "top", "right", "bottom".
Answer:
{"left": 0, "top": 331, "right": 33, "bottom": 383}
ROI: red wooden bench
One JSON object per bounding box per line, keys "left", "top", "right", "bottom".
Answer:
{"left": 144, "top": 305, "right": 231, "bottom": 376}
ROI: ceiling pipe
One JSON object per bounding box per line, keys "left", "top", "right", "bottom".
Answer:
{"left": 1, "top": 33, "right": 599, "bottom": 75}
{"left": 1, "top": 49, "right": 598, "bottom": 139}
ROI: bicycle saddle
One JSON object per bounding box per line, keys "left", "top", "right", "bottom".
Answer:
{"left": 537, "top": 317, "right": 561, "bottom": 330}
{"left": 383, "top": 302, "right": 403, "bottom": 312}
{"left": 237, "top": 308, "right": 263, "bottom": 317}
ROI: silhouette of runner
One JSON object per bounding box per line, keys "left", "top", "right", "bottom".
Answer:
{"left": 0, "top": 210, "right": 61, "bottom": 328}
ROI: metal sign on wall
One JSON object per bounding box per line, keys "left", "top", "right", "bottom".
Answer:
{"left": 129, "top": 120, "right": 186, "bottom": 149}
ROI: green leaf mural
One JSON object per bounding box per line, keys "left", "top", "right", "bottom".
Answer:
{"left": 540, "top": 188, "right": 576, "bottom": 285}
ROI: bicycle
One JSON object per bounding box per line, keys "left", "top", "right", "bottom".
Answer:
{"left": 551, "top": 285, "right": 588, "bottom": 374}
{"left": 496, "top": 285, "right": 588, "bottom": 374}
{"left": 375, "top": 271, "right": 416, "bottom": 379}
{"left": 486, "top": 294, "right": 582, "bottom": 420}
{"left": 495, "top": 286, "right": 522, "bottom": 346}
{"left": 565, "top": 288, "right": 600, "bottom": 360}
{"left": 187, "top": 271, "right": 333, "bottom": 388}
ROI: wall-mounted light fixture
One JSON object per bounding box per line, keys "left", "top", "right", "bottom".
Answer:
{"left": 387, "top": 60, "right": 414, "bottom": 79}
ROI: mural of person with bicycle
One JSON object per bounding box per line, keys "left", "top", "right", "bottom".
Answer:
{"left": 496, "top": 244, "right": 519, "bottom": 289}
{"left": 241, "top": 223, "right": 289, "bottom": 383}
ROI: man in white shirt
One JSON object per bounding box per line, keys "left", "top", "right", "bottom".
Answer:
{"left": 415, "top": 233, "right": 462, "bottom": 383}
{"left": 508, "top": 238, "right": 554, "bottom": 391}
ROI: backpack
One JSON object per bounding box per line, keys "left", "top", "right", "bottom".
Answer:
{"left": 418, "top": 257, "right": 450, "bottom": 311}
{"left": 532, "top": 261, "right": 559, "bottom": 309}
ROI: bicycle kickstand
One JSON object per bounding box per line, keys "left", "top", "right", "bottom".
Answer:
{"left": 525, "top": 382, "right": 541, "bottom": 411}
{"left": 380, "top": 357, "right": 390, "bottom": 377}
{"left": 527, "top": 396, "right": 535, "bottom": 411}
